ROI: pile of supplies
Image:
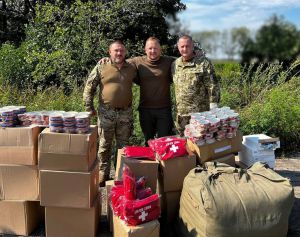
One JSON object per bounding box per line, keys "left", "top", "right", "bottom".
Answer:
{"left": 184, "top": 106, "right": 240, "bottom": 146}
{"left": 110, "top": 165, "right": 160, "bottom": 226}
{"left": 0, "top": 105, "right": 91, "bottom": 134}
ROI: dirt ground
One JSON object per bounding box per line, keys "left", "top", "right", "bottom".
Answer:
{"left": 1, "top": 157, "right": 299, "bottom": 237}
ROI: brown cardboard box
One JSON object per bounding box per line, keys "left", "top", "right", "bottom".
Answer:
{"left": 212, "top": 153, "right": 236, "bottom": 167}
{"left": 0, "top": 126, "right": 41, "bottom": 165}
{"left": 105, "top": 180, "right": 114, "bottom": 233}
{"left": 0, "top": 200, "right": 43, "bottom": 236}
{"left": 38, "top": 125, "right": 97, "bottom": 172}
{"left": 0, "top": 165, "right": 39, "bottom": 201}
{"left": 45, "top": 195, "right": 100, "bottom": 237}
{"left": 113, "top": 215, "right": 160, "bottom": 237}
{"left": 115, "top": 149, "right": 159, "bottom": 193}
{"left": 40, "top": 161, "right": 99, "bottom": 208}
{"left": 187, "top": 131, "right": 242, "bottom": 163}
{"left": 158, "top": 153, "right": 196, "bottom": 192}
{"left": 161, "top": 191, "right": 181, "bottom": 224}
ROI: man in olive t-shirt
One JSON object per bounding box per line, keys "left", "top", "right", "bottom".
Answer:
{"left": 129, "top": 37, "right": 174, "bottom": 144}
{"left": 83, "top": 40, "right": 137, "bottom": 186}
{"left": 99, "top": 37, "right": 175, "bottom": 144}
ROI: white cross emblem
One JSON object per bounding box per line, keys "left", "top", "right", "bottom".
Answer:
{"left": 170, "top": 144, "right": 179, "bottom": 153}
{"left": 138, "top": 211, "right": 148, "bottom": 221}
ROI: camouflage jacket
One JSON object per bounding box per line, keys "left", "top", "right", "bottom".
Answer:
{"left": 171, "top": 55, "right": 220, "bottom": 115}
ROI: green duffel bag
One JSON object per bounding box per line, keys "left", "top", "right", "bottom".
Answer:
{"left": 179, "top": 162, "right": 294, "bottom": 237}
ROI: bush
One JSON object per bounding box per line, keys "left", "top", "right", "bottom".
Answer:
{"left": 240, "top": 77, "right": 300, "bottom": 152}
{"left": 0, "top": 43, "right": 32, "bottom": 88}
{"left": 0, "top": 83, "right": 85, "bottom": 112}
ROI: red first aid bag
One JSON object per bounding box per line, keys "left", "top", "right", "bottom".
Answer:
{"left": 110, "top": 184, "right": 125, "bottom": 219}
{"left": 148, "top": 137, "right": 188, "bottom": 160}
{"left": 123, "top": 165, "right": 136, "bottom": 200}
{"left": 123, "top": 193, "right": 160, "bottom": 226}
{"left": 124, "top": 146, "right": 155, "bottom": 161}
{"left": 136, "top": 187, "right": 152, "bottom": 200}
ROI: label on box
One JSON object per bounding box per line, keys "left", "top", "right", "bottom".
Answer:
{"left": 214, "top": 145, "right": 232, "bottom": 154}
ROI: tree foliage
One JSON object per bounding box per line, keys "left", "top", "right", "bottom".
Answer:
{"left": 192, "top": 27, "right": 250, "bottom": 60}
{"left": 0, "top": 0, "right": 185, "bottom": 90}
{"left": 241, "top": 15, "right": 300, "bottom": 64}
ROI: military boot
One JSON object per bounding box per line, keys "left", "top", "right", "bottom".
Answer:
{"left": 99, "top": 171, "right": 109, "bottom": 187}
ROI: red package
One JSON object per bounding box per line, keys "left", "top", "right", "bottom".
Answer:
{"left": 123, "top": 166, "right": 136, "bottom": 200}
{"left": 110, "top": 185, "right": 125, "bottom": 218}
{"left": 114, "top": 180, "right": 123, "bottom": 186}
{"left": 123, "top": 194, "right": 160, "bottom": 226}
{"left": 136, "top": 176, "right": 146, "bottom": 190}
{"left": 124, "top": 146, "right": 155, "bottom": 161}
{"left": 136, "top": 187, "right": 152, "bottom": 200}
{"left": 148, "top": 137, "right": 188, "bottom": 160}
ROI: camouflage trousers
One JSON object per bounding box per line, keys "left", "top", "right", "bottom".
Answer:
{"left": 97, "top": 104, "right": 133, "bottom": 181}
{"left": 175, "top": 114, "right": 191, "bottom": 137}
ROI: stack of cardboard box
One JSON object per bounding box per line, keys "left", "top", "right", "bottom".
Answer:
{"left": 187, "top": 131, "right": 243, "bottom": 166}
{"left": 158, "top": 151, "right": 196, "bottom": 224}
{"left": 239, "top": 134, "right": 280, "bottom": 168}
{"left": 0, "top": 126, "right": 43, "bottom": 236}
{"left": 110, "top": 149, "right": 160, "bottom": 237}
{"left": 38, "top": 125, "right": 100, "bottom": 237}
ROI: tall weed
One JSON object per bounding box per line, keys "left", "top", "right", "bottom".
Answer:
{"left": 240, "top": 76, "right": 300, "bottom": 152}
{"left": 217, "top": 61, "right": 289, "bottom": 109}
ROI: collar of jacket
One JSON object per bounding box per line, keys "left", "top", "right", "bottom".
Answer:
{"left": 177, "top": 56, "right": 197, "bottom": 67}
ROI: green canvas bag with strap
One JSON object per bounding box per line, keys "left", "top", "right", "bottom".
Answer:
{"left": 179, "top": 162, "right": 294, "bottom": 237}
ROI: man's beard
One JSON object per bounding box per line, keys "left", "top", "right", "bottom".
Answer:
{"left": 112, "top": 57, "right": 124, "bottom": 64}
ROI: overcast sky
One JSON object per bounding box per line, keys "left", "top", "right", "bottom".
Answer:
{"left": 178, "top": 0, "right": 300, "bottom": 32}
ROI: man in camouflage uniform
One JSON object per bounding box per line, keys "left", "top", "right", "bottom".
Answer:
{"left": 83, "top": 40, "right": 137, "bottom": 186}
{"left": 172, "top": 35, "right": 220, "bottom": 136}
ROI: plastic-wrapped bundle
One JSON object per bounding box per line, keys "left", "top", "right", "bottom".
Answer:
{"left": 63, "top": 112, "right": 77, "bottom": 134}
{"left": 184, "top": 107, "right": 241, "bottom": 145}
{"left": 49, "top": 113, "right": 64, "bottom": 133}
{"left": 0, "top": 108, "right": 14, "bottom": 127}
{"left": 75, "top": 113, "right": 90, "bottom": 134}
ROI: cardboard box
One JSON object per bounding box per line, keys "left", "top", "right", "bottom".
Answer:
{"left": 187, "top": 131, "right": 242, "bottom": 163}
{"left": 45, "top": 195, "right": 100, "bottom": 237}
{"left": 105, "top": 180, "right": 114, "bottom": 233}
{"left": 115, "top": 149, "right": 159, "bottom": 193}
{"left": 113, "top": 215, "right": 160, "bottom": 237}
{"left": 0, "top": 126, "right": 41, "bottom": 165}
{"left": 160, "top": 191, "right": 181, "bottom": 224}
{"left": 212, "top": 153, "right": 236, "bottom": 167}
{"left": 38, "top": 125, "right": 97, "bottom": 172}
{"left": 0, "top": 165, "right": 39, "bottom": 201}
{"left": 0, "top": 200, "right": 43, "bottom": 236}
{"left": 40, "top": 162, "right": 99, "bottom": 208}
{"left": 243, "top": 134, "right": 280, "bottom": 150}
{"left": 158, "top": 154, "right": 196, "bottom": 192}
{"left": 239, "top": 144, "right": 275, "bottom": 168}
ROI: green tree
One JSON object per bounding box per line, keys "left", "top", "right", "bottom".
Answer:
{"left": 222, "top": 27, "right": 251, "bottom": 60}
{"left": 241, "top": 15, "right": 300, "bottom": 63}
{"left": 2, "top": 0, "right": 185, "bottom": 89}
{"left": 192, "top": 30, "right": 220, "bottom": 58}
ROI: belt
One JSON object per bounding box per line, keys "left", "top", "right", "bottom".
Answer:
{"left": 101, "top": 104, "right": 130, "bottom": 111}
{"left": 114, "top": 107, "right": 127, "bottom": 111}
